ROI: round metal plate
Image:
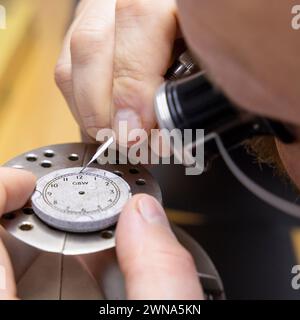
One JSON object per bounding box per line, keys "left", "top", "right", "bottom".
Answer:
{"left": 0, "top": 143, "right": 162, "bottom": 255}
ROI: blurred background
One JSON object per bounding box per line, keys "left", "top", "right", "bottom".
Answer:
{"left": 1, "top": 0, "right": 300, "bottom": 299}
{"left": 0, "top": 0, "right": 79, "bottom": 164}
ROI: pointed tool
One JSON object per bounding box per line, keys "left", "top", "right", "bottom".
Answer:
{"left": 80, "top": 136, "right": 114, "bottom": 173}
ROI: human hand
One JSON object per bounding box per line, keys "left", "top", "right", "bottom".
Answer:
{"left": 0, "top": 168, "right": 36, "bottom": 300}
{"left": 0, "top": 169, "right": 202, "bottom": 300}
{"left": 116, "top": 193, "right": 203, "bottom": 299}
{"left": 55, "top": 0, "right": 178, "bottom": 140}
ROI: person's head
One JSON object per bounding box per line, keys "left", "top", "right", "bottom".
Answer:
{"left": 177, "top": 0, "right": 300, "bottom": 188}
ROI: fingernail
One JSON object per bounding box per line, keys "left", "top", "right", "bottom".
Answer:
{"left": 86, "top": 127, "right": 99, "bottom": 139}
{"left": 114, "top": 109, "right": 142, "bottom": 130}
{"left": 114, "top": 109, "right": 142, "bottom": 145}
{"left": 138, "top": 195, "right": 170, "bottom": 227}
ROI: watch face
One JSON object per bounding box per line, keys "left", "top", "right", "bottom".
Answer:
{"left": 32, "top": 167, "right": 131, "bottom": 233}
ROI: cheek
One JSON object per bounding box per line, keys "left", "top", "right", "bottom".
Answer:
{"left": 177, "top": 1, "right": 300, "bottom": 126}
{"left": 276, "top": 139, "right": 300, "bottom": 190}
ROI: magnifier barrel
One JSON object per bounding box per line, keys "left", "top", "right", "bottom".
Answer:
{"left": 159, "top": 73, "right": 239, "bottom": 132}
{"left": 155, "top": 57, "right": 300, "bottom": 219}
{"left": 155, "top": 72, "right": 296, "bottom": 161}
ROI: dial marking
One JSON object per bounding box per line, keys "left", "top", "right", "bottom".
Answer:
{"left": 31, "top": 167, "right": 131, "bottom": 233}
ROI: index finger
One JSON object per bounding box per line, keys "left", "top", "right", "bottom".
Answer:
{"left": 71, "top": 0, "right": 117, "bottom": 138}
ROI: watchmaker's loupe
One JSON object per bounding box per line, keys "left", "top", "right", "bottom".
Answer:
{"left": 155, "top": 72, "right": 300, "bottom": 219}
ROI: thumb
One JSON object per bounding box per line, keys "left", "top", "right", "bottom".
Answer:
{"left": 116, "top": 194, "right": 203, "bottom": 300}
{"left": 0, "top": 168, "right": 36, "bottom": 299}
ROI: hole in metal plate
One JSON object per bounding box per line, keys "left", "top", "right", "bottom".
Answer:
{"left": 12, "top": 165, "right": 24, "bottom": 169}
{"left": 23, "top": 208, "right": 34, "bottom": 215}
{"left": 3, "top": 213, "right": 16, "bottom": 220}
{"left": 113, "top": 170, "right": 124, "bottom": 177}
{"left": 100, "top": 230, "right": 114, "bottom": 239}
{"left": 26, "top": 154, "right": 38, "bottom": 162}
{"left": 40, "top": 160, "right": 52, "bottom": 168}
{"left": 19, "top": 222, "right": 33, "bottom": 231}
{"left": 44, "top": 150, "right": 55, "bottom": 158}
{"left": 129, "top": 168, "right": 139, "bottom": 174}
{"left": 136, "top": 179, "right": 146, "bottom": 186}
{"left": 68, "top": 154, "right": 79, "bottom": 161}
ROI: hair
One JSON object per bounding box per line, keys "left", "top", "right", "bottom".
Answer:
{"left": 244, "top": 136, "right": 288, "bottom": 179}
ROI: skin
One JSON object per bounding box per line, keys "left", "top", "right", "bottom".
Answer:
{"left": 0, "top": 169, "right": 203, "bottom": 300}
{"left": 54, "top": 2, "right": 203, "bottom": 298}
{"left": 2, "top": 0, "right": 300, "bottom": 300}
{"left": 55, "top": 0, "right": 300, "bottom": 190}
{"left": 55, "top": 0, "right": 178, "bottom": 137}
{"left": 176, "top": 0, "right": 300, "bottom": 189}
{"left": 0, "top": 169, "right": 36, "bottom": 299}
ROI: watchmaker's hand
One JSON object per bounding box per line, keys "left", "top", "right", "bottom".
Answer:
{"left": 116, "top": 194, "right": 204, "bottom": 299}
{"left": 55, "top": 0, "right": 177, "bottom": 140}
{"left": 0, "top": 168, "right": 36, "bottom": 300}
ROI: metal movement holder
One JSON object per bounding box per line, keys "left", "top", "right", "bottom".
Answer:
{"left": 0, "top": 143, "right": 225, "bottom": 299}
{"left": 0, "top": 143, "right": 162, "bottom": 255}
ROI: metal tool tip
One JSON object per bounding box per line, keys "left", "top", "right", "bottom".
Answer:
{"left": 79, "top": 168, "right": 85, "bottom": 174}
